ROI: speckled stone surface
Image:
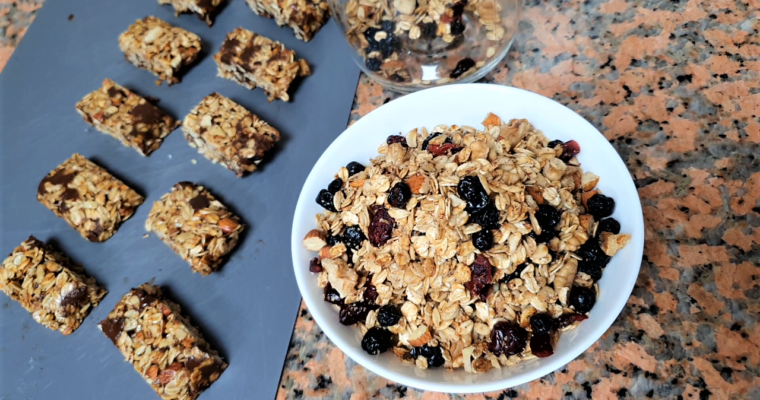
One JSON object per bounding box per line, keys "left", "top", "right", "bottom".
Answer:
{"left": 3, "top": 0, "right": 760, "bottom": 399}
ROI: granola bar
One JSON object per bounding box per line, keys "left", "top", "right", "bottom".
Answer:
{"left": 145, "top": 182, "right": 244, "bottom": 275}
{"left": 99, "top": 284, "right": 227, "bottom": 400}
{"left": 76, "top": 79, "right": 179, "bottom": 156}
{"left": 183, "top": 93, "right": 280, "bottom": 177}
{"left": 119, "top": 16, "right": 202, "bottom": 85}
{"left": 245, "top": 0, "right": 330, "bottom": 42}
{"left": 0, "top": 236, "right": 106, "bottom": 335}
{"left": 158, "top": 0, "right": 226, "bottom": 26}
{"left": 37, "top": 154, "right": 144, "bottom": 242}
{"left": 213, "top": 27, "right": 310, "bottom": 102}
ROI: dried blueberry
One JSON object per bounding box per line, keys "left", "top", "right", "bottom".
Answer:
{"left": 316, "top": 189, "right": 336, "bottom": 212}
{"left": 578, "top": 261, "right": 603, "bottom": 281}
{"left": 500, "top": 262, "right": 527, "bottom": 284}
{"left": 586, "top": 194, "right": 615, "bottom": 219}
{"left": 339, "top": 301, "right": 372, "bottom": 325}
{"left": 412, "top": 345, "right": 445, "bottom": 367}
{"left": 386, "top": 135, "right": 408, "bottom": 147}
{"left": 381, "top": 20, "right": 395, "bottom": 32}
{"left": 421, "top": 131, "right": 452, "bottom": 150}
{"left": 346, "top": 161, "right": 365, "bottom": 176}
{"left": 379, "top": 34, "right": 399, "bottom": 58}
{"left": 535, "top": 204, "right": 561, "bottom": 231}
{"left": 554, "top": 313, "right": 588, "bottom": 329}
{"left": 377, "top": 305, "right": 402, "bottom": 326}
{"left": 488, "top": 321, "right": 528, "bottom": 357}
{"left": 457, "top": 175, "right": 489, "bottom": 213}
{"left": 363, "top": 27, "right": 380, "bottom": 44}
{"left": 597, "top": 218, "right": 621, "bottom": 235}
{"left": 569, "top": 286, "right": 596, "bottom": 314}
{"left": 361, "top": 327, "right": 393, "bottom": 355}
{"left": 559, "top": 140, "right": 581, "bottom": 162}
{"left": 530, "top": 333, "right": 554, "bottom": 358}
{"left": 388, "top": 182, "right": 412, "bottom": 208}
{"left": 472, "top": 229, "right": 493, "bottom": 252}
{"left": 472, "top": 202, "right": 501, "bottom": 229}
{"left": 328, "top": 178, "right": 343, "bottom": 194}
{"left": 326, "top": 234, "right": 341, "bottom": 246}
{"left": 420, "top": 22, "right": 437, "bottom": 39}
{"left": 530, "top": 313, "right": 554, "bottom": 335}
{"left": 576, "top": 238, "right": 610, "bottom": 268}
{"left": 324, "top": 284, "right": 343, "bottom": 305}
{"left": 450, "top": 57, "right": 475, "bottom": 79}
{"left": 364, "top": 279, "right": 378, "bottom": 303}
{"left": 450, "top": 18, "right": 465, "bottom": 35}
{"left": 369, "top": 205, "right": 395, "bottom": 247}
{"left": 309, "top": 257, "right": 322, "bottom": 273}
{"left": 527, "top": 229, "right": 556, "bottom": 244}
{"left": 467, "top": 254, "right": 493, "bottom": 301}
{"left": 342, "top": 225, "right": 366, "bottom": 249}
{"left": 365, "top": 57, "right": 382, "bottom": 71}
{"left": 547, "top": 139, "right": 563, "bottom": 148}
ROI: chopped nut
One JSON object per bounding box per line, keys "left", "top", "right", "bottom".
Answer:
{"left": 581, "top": 172, "right": 600, "bottom": 191}
{"left": 599, "top": 232, "right": 631, "bottom": 256}
{"left": 303, "top": 229, "right": 327, "bottom": 251}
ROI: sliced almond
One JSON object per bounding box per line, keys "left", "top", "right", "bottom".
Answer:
{"left": 302, "top": 229, "right": 327, "bottom": 251}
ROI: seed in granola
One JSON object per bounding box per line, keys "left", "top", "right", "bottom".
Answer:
{"left": 530, "top": 313, "right": 555, "bottom": 335}
{"left": 324, "top": 284, "right": 343, "bottom": 305}
{"left": 420, "top": 131, "right": 452, "bottom": 150}
{"left": 457, "top": 175, "right": 489, "bottom": 213}
{"left": 377, "top": 305, "right": 402, "bottom": 326}
{"left": 420, "top": 22, "right": 437, "bottom": 39}
{"left": 366, "top": 57, "right": 382, "bottom": 72}
{"left": 346, "top": 161, "right": 365, "bottom": 176}
{"left": 386, "top": 135, "right": 408, "bottom": 147}
{"left": 586, "top": 194, "right": 616, "bottom": 219}
{"left": 316, "top": 189, "right": 337, "bottom": 212}
{"left": 450, "top": 57, "right": 475, "bottom": 79}
{"left": 547, "top": 139, "right": 563, "bottom": 148}
{"left": 388, "top": 182, "right": 412, "bottom": 208}
{"left": 472, "top": 202, "right": 501, "bottom": 229}
{"left": 530, "top": 333, "right": 554, "bottom": 358}
{"left": 362, "top": 327, "right": 393, "bottom": 355}
{"left": 559, "top": 140, "right": 581, "bottom": 162}
{"left": 488, "top": 321, "right": 528, "bottom": 357}
{"left": 369, "top": 205, "right": 395, "bottom": 247}
{"left": 576, "top": 237, "right": 610, "bottom": 268}
{"left": 411, "top": 345, "right": 445, "bottom": 368}
{"left": 500, "top": 262, "right": 527, "bottom": 284}
{"left": 342, "top": 225, "right": 367, "bottom": 249}
{"left": 555, "top": 313, "right": 588, "bottom": 329}
{"left": 467, "top": 254, "right": 493, "bottom": 301}
{"left": 535, "top": 204, "right": 562, "bottom": 231}
{"left": 328, "top": 178, "right": 343, "bottom": 194}
{"left": 339, "top": 301, "right": 373, "bottom": 325}
{"left": 309, "top": 257, "right": 322, "bottom": 273}
{"left": 597, "top": 218, "right": 621, "bottom": 235}
{"left": 450, "top": 18, "right": 465, "bottom": 36}
{"left": 569, "top": 286, "right": 596, "bottom": 314}
{"left": 472, "top": 229, "right": 494, "bottom": 252}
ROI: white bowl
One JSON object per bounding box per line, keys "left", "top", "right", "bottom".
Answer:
{"left": 291, "top": 84, "right": 644, "bottom": 393}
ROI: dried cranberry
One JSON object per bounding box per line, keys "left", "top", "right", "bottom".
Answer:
{"left": 450, "top": 18, "right": 465, "bottom": 35}
{"left": 421, "top": 132, "right": 452, "bottom": 150}
{"left": 377, "top": 305, "right": 402, "bottom": 326}
{"left": 324, "top": 284, "right": 343, "bottom": 305}
{"left": 466, "top": 254, "right": 493, "bottom": 301}
{"left": 369, "top": 205, "right": 395, "bottom": 247}
{"left": 530, "top": 333, "right": 554, "bottom": 358}
{"left": 316, "top": 189, "right": 336, "bottom": 212}
{"left": 472, "top": 229, "right": 493, "bottom": 252}
{"left": 457, "top": 175, "right": 489, "bottom": 213}
{"left": 569, "top": 286, "right": 596, "bottom": 314}
{"left": 428, "top": 143, "right": 458, "bottom": 156}
{"left": 597, "top": 218, "right": 621, "bottom": 235}
{"left": 558, "top": 140, "right": 581, "bottom": 162}
{"left": 488, "top": 321, "right": 528, "bottom": 357}
{"left": 346, "top": 161, "right": 365, "bottom": 176}
{"left": 472, "top": 202, "right": 500, "bottom": 229}
{"left": 309, "top": 257, "right": 322, "bottom": 273}
{"left": 530, "top": 313, "right": 554, "bottom": 335}
{"left": 450, "top": 57, "right": 475, "bottom": 79}
{"left": 366, "top": 57, "right": 382, "bottom": 72}
{"left": 386, "top": 135, "right": 408, "bottom": 147}
{"left": 364, "top": 281, "right": 378, "bottom": 303}
{"left": 328, "top": 178, "right": 343, "bottom": 194}
{"left": 388, "top": 182, "right": 412, "bottom": 208}
{"left": 500, "top": 263, "right": 527, "bottom": 284}
{"left": 554, "top": 313, "right": 588, "bottom": 330}
{"left": 586, "top": 194, "right": 616, "bottom": 219}
{"left": 547, "top": 140, "right": 563, "bottom": 148}
{"left": 339, "top": 301, "right": 372, "bottom": 325}
{"left": 361, "top": 327, "right": 393, "bottom": 355}
{"left": 342, "top": 225, "right": 366, "bottom": 249}
{"left": 535, "top": 204, "right": 561, "bottom": 231}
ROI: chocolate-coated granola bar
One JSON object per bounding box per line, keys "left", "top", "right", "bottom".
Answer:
{"left": 76, "top": 79, "right": 179, "bottom": 156}
{"left": 145, "top": 182, "right": 244, "bottom": 275}
{"left": 183, "top": 93, "right": 280, "bottom": 176}
{"left": 0, "top": 236, "right": 106, "bottom": 335}
{"left": 119, "top": 16, "right": 202, "bottom": 85}
{"left": 245, "top": 0, "right": 330, "bottom": 42}
{"left": 158, "top": 0, "right": 226, "bottom": 26}
{"left": 99, "top": 284, "right": 227, "bottom": 400}
{"left": 37, "top": 154, "right": 144, "bottom": 242}
{"left": 213, "top": 27, "right": 310, "bottom": 101}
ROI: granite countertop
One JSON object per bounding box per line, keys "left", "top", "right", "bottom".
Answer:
{"left": 3, "top": 0, "right": 759, "bottom": 399}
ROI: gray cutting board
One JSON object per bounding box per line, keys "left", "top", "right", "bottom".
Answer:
{"left": 0, "top": 0, "right": 359, "bottom": 398}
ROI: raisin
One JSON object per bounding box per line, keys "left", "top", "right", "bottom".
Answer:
{"left": 411, "top": 345, "right": 445, "bottom": 367}
{"left": 530, "top": 313, "right": 554, "bottom": 335}
{"left": 450, "top": 57, "right": 475, "bottom": 79}
{"left": 426, "top": 348, "right": 446, "bottom": 367}
{"left": 428, "top": 142, "right": 458, "bottom": 156}
{"left": 366, "top": 57, "right": 382, "bottom": 71}
{"left": 386, "top": 135, "right": 408, "bottom": 147}
{"left": 472, "top": 202, "right": 500, "bottom": 229}
{"left": 586, "top": 194, "right": 615, "bottom": 219}
{"left": 366, "top": 40, "right": 380, "bottom": 54}
{"left": 420, "top": 132, "right": 452, "bottom": 150}
{"left": 457, "top": 175, "right": 489, "bottom": 213}
{"left": 558, "top": 140, "right": 581, "bottom": 162}
{"left": 326, "top": 234, "right": 341, "bottom": 246}
{"left": 379, "top": 34, "right": 399, "bottom": 58}
{"left": 377, "top": 305, "right": 402, "bottom": 326}
{"left": 361, "top": 327, "right": 393, "bottom": 355}
{"left": 381, "top": 20, "right": 395, "bottom": 32}
{"left": 369, "top": 205, "right": 395, "bottom": 247}
{"left": 597, "top": 218, "right": 621, "bottom": 235}
{"left": 488, "top": 321, "right": 528, "bottom": 357}
{"left": 342, "top": 225, "right": 366, "bottom": 249}
{"left": 466, "top": 254, "right": 493, "bottom": 301}
{"left": 554, "top": 313, "right": 588, "bottom": 330}
{"left": 316, "top": 189, "right": 336, "bottom": 212}
{"left": 569, "top": 286, "right": 596, "bottom": 314}
{"left": 363, "top": 27, "right": 380, "bottom": 44}
{"left": 339, "top": 301, "right": 372, "bottom": 325}
{"left": 364, "top": 281, "right": 378, "bottom": 303}
{"left": 500, "top": 263, "right": 527, "bottom": 284}
{"left": 535, "top": 204, "right": 561, "bottom": 231}
{"left": 450, "top": 18, "right": 465, "bottom": 35}
{"left": 420, "top": 22, "right": 437, "bottom": 39}
{"left": 530, "top": 333, "right": 554, "bottom": 358}
{"left": 309, "top": 257, "right": 322, "bottom": 273}
{"left": 346, "top": 161, "right": 365, "bottom": 176}
{"left": 328, "top": 178, "right": 343, "bottom": 194}
{"left": 578, "top": 261, "right": 603, "bottom": 281}
{"left": 576, "top": 239, "right": 610, "bottom": 268}
{"left": 547, "top": 139, "right": 563, "bottom": 148}
{"left": 324, "top": 284, "right": 343, "bottom": 305}
{"left": 472, "top": 229, "right": 493, "bottom": 252}
{"left": 388, "top": 182, "right": 412, "bottom": 208}
{"left": 527, "top": 229, "right": 556, "bottom": 244}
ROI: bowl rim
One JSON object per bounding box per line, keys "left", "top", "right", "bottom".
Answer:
{"left": 290, "top": 83, "right": 645, "bottom": 393}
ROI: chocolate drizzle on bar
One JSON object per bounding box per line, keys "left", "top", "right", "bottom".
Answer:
{"left": 60, "top": 285, "right": 89, "bottom": 312}
{"left": 189, "top": 195, "right": 210, "bottom": 211}
{"left": 100, "top": 317, "right": 125, "bottom": 345}
{"left": 129, "top": 101, "right": 167, "bottom": 141}
{"left": 132, "top": 287, "right": 158, "bottom": 310}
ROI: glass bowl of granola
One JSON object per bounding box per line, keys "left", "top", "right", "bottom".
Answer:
{"left": 291, "top": 84, "right": 644, "bottom": 392}
{"left": 329, "top": 0, "right": 522, "bottom": 91}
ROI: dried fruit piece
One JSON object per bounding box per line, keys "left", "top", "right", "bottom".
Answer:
{"left": 597, "top": 218, "right": 621, "bottom": 235}
{"left": 388, "top": 182, "right": 412, "bottom": 208}
{"left": 488, "top": 321, "right": 528, "bottom": 357}
{"left": 362, "top": 327, "right": 393, "bottom": 355}
{"left": 308, "top": 257, "right": 322, "bottom": 273}
{"left": 450, "top": 57, "right": 475, "bottom": 78}
{"left": 346, "top": 161, "right": 365, "bottom": 176}
{"left": 555, "top": 313, "right": 588, "bottom": 329}
{"left": 366, "top": 57, "right": 382, "bottom": 71}
{"left": 569, "top": 286, "right": 596, "bottom": 314}
{"left": 369, "top": 205, "right": 395, "bottom": 247}
{"left": 342, "top": 225, "right": 366, "bottom": 249}
{"left": 421, "top": 132, "right": 451, "bottom": 150}
{"left": 386, "top": 135, "right": 408, "bottom": 147}
{"left": 339, "top": 301, "right": 373, "bottom": 325}
{"left": 472, "top": 202, "right": 500, "bottom": 229}
{"left": 466, "top": 254, "right": 493, "bottom": 301}
{"left": 472, "top": 229, "right": 494, "bottom": 252}
{"left": 411, "top": 345, "right": 445, "bottom": 367}
{"left": 500, "top": 262, "right": 527, "bottom": 284}
{"left": 530, "top": 333, "right": 554, "bottom": 358}
{"left": 377, "top": 305, "right": 402, "bottom": 326}
{"left": 530, "top": 313, "right": 554, "bottom": 335}
{"left": 535, "top": 204, "right": 561, "bottom": 231}
{"left": 559, "top": 140, "right": 581, "bottom": 162}
{"left": 328, "top": 178, "right": 343, "bottom": 194}
{"left": 547, "top": 139, "right": 563, "bottom": 148}
{"left": 457, "top": 175, "right": 489, "bottom": 213}
{"left": 586, "top": 194, "right": 615, "bottom": 219}
{"left": 324, "top": 284, "right": 343, "bottom": 305}
{"left": 316, "top": 189, "right": 336, "bottom": 212}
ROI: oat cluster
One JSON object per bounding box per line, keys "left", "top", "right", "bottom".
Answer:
{"left": 245, "top": 0, "right": 330, "bottom": 42}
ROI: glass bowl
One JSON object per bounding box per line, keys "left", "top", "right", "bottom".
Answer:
{"left": 329, "top": 0, "right": 522, "bottom": 92}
